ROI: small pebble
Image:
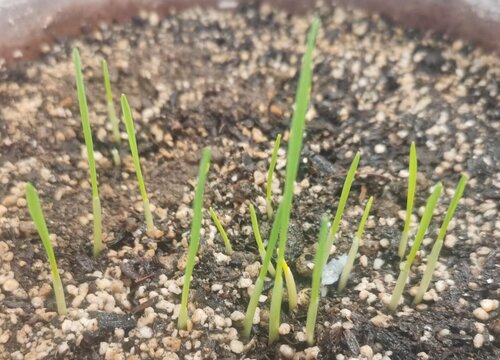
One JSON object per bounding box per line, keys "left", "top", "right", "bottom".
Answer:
{"left": 280, "top": 344, "right": 295, "bottom": 359}
{"left": 230, "top": 339, "right": 244, "bottom": 354}
{"left": 3, "top": 279, "right": 20, "bottom": 292}
{"left": 473, "top": 333, "right": 484, "bottom": 348}
{"left": 473, "top": 308, "right": 489, "bottom": 321}
{"left": 480, "top": 299, "right": 498, "bottom": 313}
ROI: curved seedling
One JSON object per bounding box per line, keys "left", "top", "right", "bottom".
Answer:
{"left": 121, "top": 94, "right": 155, "bottom": 232}
{"left": 209, "top": 207, "right": 233, "bottom": 255}
{"left": 26, "top": 183, "right": 67, "bottom": 315}
{"left": 178, "top": 148, "right": 211, "bottom": 330}
{"left": 73, "top": 48, "right": 103, "bottom": 256}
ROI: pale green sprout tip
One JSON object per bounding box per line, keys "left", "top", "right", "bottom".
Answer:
{"left": 249, "top": 204, "right": 276, "bottom": 276}
{"left": 414, "top": 175, "right": 468, "bottom": 304}
{"left": 388, "top": 183, "right": 443, "bottom": 311}
{"left": 266, "top": 134, "right": 282, "bottom": 218}
{"left": 269, "top": 17, "right": 320, "bottom": 344}
{"left": 26, "top": 183, "right": 67, "bottom": 316}
{"left": 209, "top": 207, "right": 233, "bottom": 255}
{"left": 73, "top": 48, "right": 103, "bottom": 256}
{"left": 102, "top": 59, "right": 121, "bottom": 146}
{"left": 178, "top": 148, "right": 211, "bottom": 330}
{"left": 398, "top": 142, "right": 417, "bottom": 259}
{"left": 338, "top": 196, "right": 373, "bottom": 291}
{"left": 121, "top": 94, "right": 154, "bottom": 232}
{"left": 306, "top": 216, "right": 330, "bottom": 346}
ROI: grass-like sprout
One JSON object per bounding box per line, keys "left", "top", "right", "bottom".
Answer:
{"left": 305, "top": 216, "right": 330, "bottom": 345}
{"left": 73, "top": 48, "right": 103, "bottom": 256}
{"left": 121, "top": 94, "right": 154, "bottom": 232}
{"left": 388, "top": 183, "right": 443, "bottom": 311}
{"left": 413, "top": 175, "right": 468, "bottom": 304}
{"left": 249, "top": 204, "right": 297, "bottom": 307}
{"left": 209, "top": 207, "right": 233, "bottom": 255}
{"left": 269, "top": 18, "right": 320, "bottom": 344}
{"left": 338, "top": 196, "right": 374, "bottom": 291}
{"left": 266, "top": 134, "right": 281, "bottom": 218}
{"left": 249, "top": 204, "right": 276, "bottom": 276}
{"left": 178, "top": 147, "right": 211, "bottom": 330}
{"left": 25, "top": 183, "right": 67, "bottom": 316}
{"left": 102, "top": 59, "right": 120, "bottom": 146}
{"left": 398, "top": 142, "right": 417, "bottom": 259}
{"left": 242, "top": 204, "right": 283, "bottom": 339}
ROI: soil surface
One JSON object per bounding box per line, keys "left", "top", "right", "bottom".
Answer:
{"left": 0, "top": 1, "right": 499, "bottom": 359}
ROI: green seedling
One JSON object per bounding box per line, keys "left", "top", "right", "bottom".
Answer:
{"left": 178, "top": 148, "right": 211, "bottom": 330}
{"left": 121, "top": 94, "right": 155, "bottom": 232}
{"left": 26, "top": 183, "right": 67, "bottom": 316}
{"left": 269, "top": 18, "right": 320, "bottom": 344}
{"left": 249, "top": 204, "right": 297, "bottom": 307}
{"left": 73, "top": 48, "right": 103, "bottom": 256}
{"left": 414, "top": 175, "right": 467, "bottom": 304}
{"left": 399, "top": 142, "right": 417, "bottom": 259}
{"left": 242, "top": 204, "right": 283, "bottom": 339}
{"left": 102, "top": 60, "right": 120, "bottom": 146}
{"left": 338, "top": 196, "right": 374, "bottom": 291}
{"left": 388, "top": 183, "right": 443, "bottom": 311}
{"left": 209, "top": 207, "right": 233, "bottom": 255}
{"left": 266, "top": 134, "right": 282, "bottom": 218}
{"left": 306, "top": 216, "right": 330, "bottom": 345}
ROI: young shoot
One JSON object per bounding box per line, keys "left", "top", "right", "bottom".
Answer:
{"left": 26, "top": 183, "right": 67, "bottom": 316}
{"left": 178, "top": 148, "right": 211, "bottom": 330}
{"left": 388, "top": 183, "right": 443, "bottom": 311}
{"left": 209, "top": 207, "right": 233, "bottom": 255}
{"left": 266, "top": 134, "right": 281, "bottom": 218}
{"left": 414, "top": 175, "right": 467, "bottom": 304}
{"left": 242, "top": 204, "right": 283, "bottom": 339}
{"left": 399, "top": 142, "right": 417, "bottom": 259}
{"left": 269, "top": 18, "right": 320, "bottom": 344}
{"left": 73, "top": 48, "right": 103, "bottom": 256}
{"left": 121, "top": 94, "right": 154, "bottom": 232}
{"left": 338, "top": 196, "right": 374, "bottom": 291}
{"left": 306, "top": 216, "right": 330, "bottom": 346}
{"left": 102, "top": 59, "right": 120, "bottom": 146}
{"left": 249, "top": 204, "right": 297, "bottom": 308}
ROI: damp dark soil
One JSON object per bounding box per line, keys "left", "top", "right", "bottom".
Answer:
{"left": 0, "top": 2, "right": 499, "bottom": 360}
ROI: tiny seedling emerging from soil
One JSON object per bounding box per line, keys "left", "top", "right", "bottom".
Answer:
{"left": 388, "top": 183, "right": 443, "bottom": 311}
{"left": 73, "top": 48, "right": 103, "bottom": 256}
{"left": 266, "top": 134, "right": 281, "bottom": 218}
{"left": 269, "top": 18, "right": 320, "bottom": 344}
{"left": 121, "top": 94, "right": 155, "bottom": 232}
{"left": 338, "top": 196, "right": 374, "bottom": 291}
{"left": 414, "top": 175, "right": 468, "bottom": 304}
{"left": 26, "top": 183, "right": 67, "bottom": 316}
{"left": 398, "top": 142, "right": 417, "bottom": 259}
{"left": 178, "top": 147, "right": 211, "bottom": 330}
{"left": 306, "top": 215, "right": 330, "bottom": 346}
{"left": 209, "top": 207, "right": 233, "bottom": 255}
{"left": 102, "top": 59, "right": 120, "bottom": 146}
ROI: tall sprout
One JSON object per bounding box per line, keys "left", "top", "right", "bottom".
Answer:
{"left": 266, "top": 134, "right": 281, "bottom": 218}
{"left": 121, "top": 94, "right": 155, "bottom": 232}
{"left": 338, "top": 196, "right": 374, "bottom": 291}
{"left": 414, "top": 175, "right": 467, "bottom": 304}
{"left": 73, "top": 48, "right": 103, "bottom": 256}
{"left": 269, "top": 18, "right": 320, "bottom": 344}
{"left": 306, "top": 216, "right": 330, "bottom": 345}
{"left": 388, "top": 183, "right": 442, "bottom": 311}
{"left": 26, "top": 183, "right": 67, "bottom": 315}
{"left": 398, "top": 142, "right": 417, "bottom": 258}
{"left": 178, "top": 148, "right": 211, "bottom": 330}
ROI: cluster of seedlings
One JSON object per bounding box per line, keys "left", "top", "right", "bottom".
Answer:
{"left": 23, "top": 18, "right": 468, "bottom": 350}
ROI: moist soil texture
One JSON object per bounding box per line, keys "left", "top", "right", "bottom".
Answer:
{"left": 0, "top": 1, "right": 499, "bottom": 360}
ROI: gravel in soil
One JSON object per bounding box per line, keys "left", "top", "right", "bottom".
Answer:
{"left": 0, "top": 1, "right": 499, "bottom": 359}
